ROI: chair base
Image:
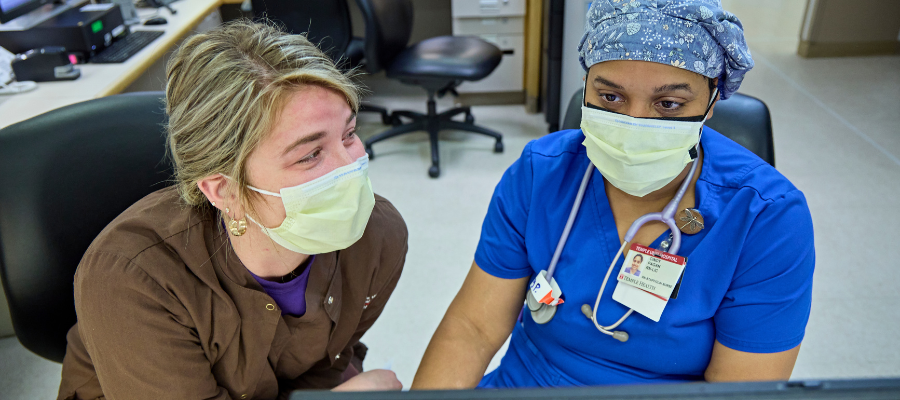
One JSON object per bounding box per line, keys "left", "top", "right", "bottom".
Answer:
{"left": 359, "top": 103, "right": 392, "bottom": 125}
{"left": 364, "top": 92, "right": 503, "bottom": 178}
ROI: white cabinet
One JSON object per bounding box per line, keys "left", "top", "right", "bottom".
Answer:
{"left": 451, "top": 0, "right": 525, "bottom": 93}
{"left": 451, "top": 0, "right": 526, "bottom": 17}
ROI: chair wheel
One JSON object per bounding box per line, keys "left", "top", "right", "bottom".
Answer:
{"left": 366, "top": 147, "right": 375, "bottom": 160}
{"left": 428, "top": 165, "right": 440, "bottom": 178}
{"left": 465, "top": 113, "right": 475, "bottom": 124}
{"left": 494, "top": 141, "right": 504, "bottom": 153}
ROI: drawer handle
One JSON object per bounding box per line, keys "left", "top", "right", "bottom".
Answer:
{"left": 502, "top": 49, "right": 515, "bottom": 55}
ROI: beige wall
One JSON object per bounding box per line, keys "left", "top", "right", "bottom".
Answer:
{"left": 800, "top": 0, "right": 900, "bottom": 57}
{"left": 721, "top": 0, "right": 808, "bottom": 42}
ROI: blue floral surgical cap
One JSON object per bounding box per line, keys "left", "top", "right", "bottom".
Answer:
{"left": 579, "top": 0, "right": 753, "bottom": 99}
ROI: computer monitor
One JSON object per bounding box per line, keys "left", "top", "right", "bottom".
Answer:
{"left": 291, "top": 378, "right": 900, "bottom": 400}
{"left": 0, "top": 0, "right": 88, "bottom": 33}
{"left": 0, "top": 0, "right": 52, "bottom": 24}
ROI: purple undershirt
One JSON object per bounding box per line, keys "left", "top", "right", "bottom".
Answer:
{"left": 248, "top": 255, "right": 315, "bottom": 317}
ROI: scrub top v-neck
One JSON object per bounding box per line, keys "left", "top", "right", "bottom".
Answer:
{"left": 474, "top": 128, "right": 814, "bottom": 387}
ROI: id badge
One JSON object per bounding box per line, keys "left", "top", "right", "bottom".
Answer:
{"left": 611, "top": 243, "right": 686, "bottom": 322}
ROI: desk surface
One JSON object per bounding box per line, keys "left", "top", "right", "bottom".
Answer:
{"left": 0, "top": 0, "right": 228, "bottom": 129}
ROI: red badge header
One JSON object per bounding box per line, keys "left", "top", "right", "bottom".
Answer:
{"left": 629, "top": 243, "right": 686, "bottom": 265}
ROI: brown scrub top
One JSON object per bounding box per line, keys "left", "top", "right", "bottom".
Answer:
{"left": 57, "top": 187, "right": 407, "bottom": 400}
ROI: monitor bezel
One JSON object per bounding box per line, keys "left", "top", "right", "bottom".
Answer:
{"left": 0, "top": 0, "right": 53, "bottom": 24}
{"left": 288, "top": 378, "right": 900, "bottom": 400}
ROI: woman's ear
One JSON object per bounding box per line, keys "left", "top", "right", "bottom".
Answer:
{"left": 197, "top": 174, "right": 235, "bottom": 213}
{"left": 706, "top": 78, "right": 720, "bottom": 120}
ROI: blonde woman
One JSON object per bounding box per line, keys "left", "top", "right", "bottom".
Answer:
{"left": 57, "top": 21, "right": 406, "bottom": 399}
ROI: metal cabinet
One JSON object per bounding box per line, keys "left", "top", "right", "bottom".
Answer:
{"left": 452, "top": 0, "right": 525, "bottom": 93}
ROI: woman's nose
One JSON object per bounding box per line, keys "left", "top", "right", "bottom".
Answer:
{"left": 332, "top": 144, "right": 356, "bottom": 168}
{"left": 622, "top": 104, "right": 655, "bottom": 119}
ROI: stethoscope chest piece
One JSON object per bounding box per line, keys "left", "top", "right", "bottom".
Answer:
{"left": 526, "top": 270, "right": 563, "bottom": 324}
{"left": 527, "top": 295, "right": 557, "bottom": 324}
{"left": 677, "top": 208, "right": 704, "bottom": 235}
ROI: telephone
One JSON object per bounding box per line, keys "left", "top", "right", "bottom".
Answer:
{"left": 0, "top": 46, "right": 37, "bottom": 95}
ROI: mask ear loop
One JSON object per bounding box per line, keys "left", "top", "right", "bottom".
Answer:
{"left": 691, "top": 86, "right": 720, "bottom": 160}
{"left": 582, "top": 77, "right": 587, "bottom": 107}
{"left": 218, "top": 173, "right": 278, "bottom": 235}
{"left": 701, "top": 87, "right": 719, "bottom": 121}
{"left": 221, "top": 174, "right": 282, "bottom": 197}
{"left": 220, "top": 174, "right": 312, "bottom": 259}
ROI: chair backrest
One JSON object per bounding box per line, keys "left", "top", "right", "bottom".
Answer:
{"left": 354, "top": 0, "right": 413, "bottom": 73}
{"left": 703, "top": 93, "right": 775, "bottom": 166}
{"left": 251, "top": 0, "right": 354, "bottom": 63}
{"left": 561, "top": 90, "right": 775, "bottom": 166}
{"left": 0, "top": 92, "right": 172, "bottom": 362}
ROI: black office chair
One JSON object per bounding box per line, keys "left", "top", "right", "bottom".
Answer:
{"left": 250, "top": 0, "right": 362, "bottom": 66}
{"left": 561, "top": 90, "right": 775, "bottom": 166}
{"left": 0, "top": 92, "right": 172, "bottom": 362}
{"left": 250, "top": 0, "right": 392, "bottom": 124}
{"left": 356, "top": 0, "right": 505, "bottom": 178}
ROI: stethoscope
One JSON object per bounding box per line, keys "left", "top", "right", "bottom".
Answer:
{"left": 525, "top": 158, "right": 699, "bottom": 342}
{"left": 524, "top": 84, "right": 716, "bottom": 342}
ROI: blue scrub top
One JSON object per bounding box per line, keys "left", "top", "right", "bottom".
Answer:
{"left": 475, "top": 128, "right": 814, "bottom": 387}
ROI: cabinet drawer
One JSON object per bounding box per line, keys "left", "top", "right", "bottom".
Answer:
{"left": 459, "top": 34, "right": 524, "bottom": 93}
{"left": 453, "top": 16, "right": 524, "bottom": 35}
{"left": 451, "top": 0, "right": 526, "bottom": 18}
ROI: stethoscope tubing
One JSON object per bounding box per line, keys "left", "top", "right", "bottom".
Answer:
{"left": 546, "top": 165, "right": 595, "bottom": 278}
{"left": 587, "top": 158, "right": 698, "bottom": 337}
{"left": 543, "top": 157, "right": 699, "bottom": 340}
{"left": 539, "top": 85, "right": 714, "bottom": 338}
{"left": 590, "top": 241, "right": 633, "bottom": 336}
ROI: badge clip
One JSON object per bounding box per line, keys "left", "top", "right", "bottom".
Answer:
{"left": 526, "top": 270, "right": 563, "bottom": 324}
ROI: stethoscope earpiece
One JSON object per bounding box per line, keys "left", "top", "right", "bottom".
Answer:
{"left": 580, "top": 304, "right": 593, "bottom": 320}
{"left": 581, "top": 304, "right": 629, "bottom": 342}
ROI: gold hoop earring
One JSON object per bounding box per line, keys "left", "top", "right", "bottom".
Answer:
{"left": 224, "top": 207, "right": 247, "bottom": 236}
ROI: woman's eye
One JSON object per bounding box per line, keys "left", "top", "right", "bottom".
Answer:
{"left": 299, "top": 149, "right": 321, "bottom": 164}
{"left": 344, "top": 129, "right": 357, "bottom": 143}
{"left": 659, "top": 100, "right": 682, "bottom": 110}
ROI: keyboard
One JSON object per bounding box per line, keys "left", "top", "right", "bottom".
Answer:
{"left": 91, "top": 31, "right": 165, "bottom": 64}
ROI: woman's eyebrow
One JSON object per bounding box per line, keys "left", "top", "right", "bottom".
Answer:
{"left": 282, "top": 132, "right": 326, "bottom": 157}
{"left": 281, "top": 113, "right": 357, "bottom": 157}
{"left": 593, "top": 75, "right": 624, "bottom": 89}
{"left": 654, "top": 83, "right": 693, "bottom": 94}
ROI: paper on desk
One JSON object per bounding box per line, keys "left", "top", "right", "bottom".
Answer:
{"left": 81, "top": 3, "right": 115, "bottom": 11}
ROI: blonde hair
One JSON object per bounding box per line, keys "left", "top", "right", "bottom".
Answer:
{"left": 165, "top": 20, "right": 360, "bottom": 214}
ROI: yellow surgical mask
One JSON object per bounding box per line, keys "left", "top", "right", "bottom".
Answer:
{"left": 241, "top": 155, "right": 376, "bottom": 255}
{"left": 580, "top": 88, "right": 716, "bottom": 197}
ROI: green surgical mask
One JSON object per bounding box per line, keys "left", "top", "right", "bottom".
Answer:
{"left": 238, "top": 155, "right": 376, "bottom": 255}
